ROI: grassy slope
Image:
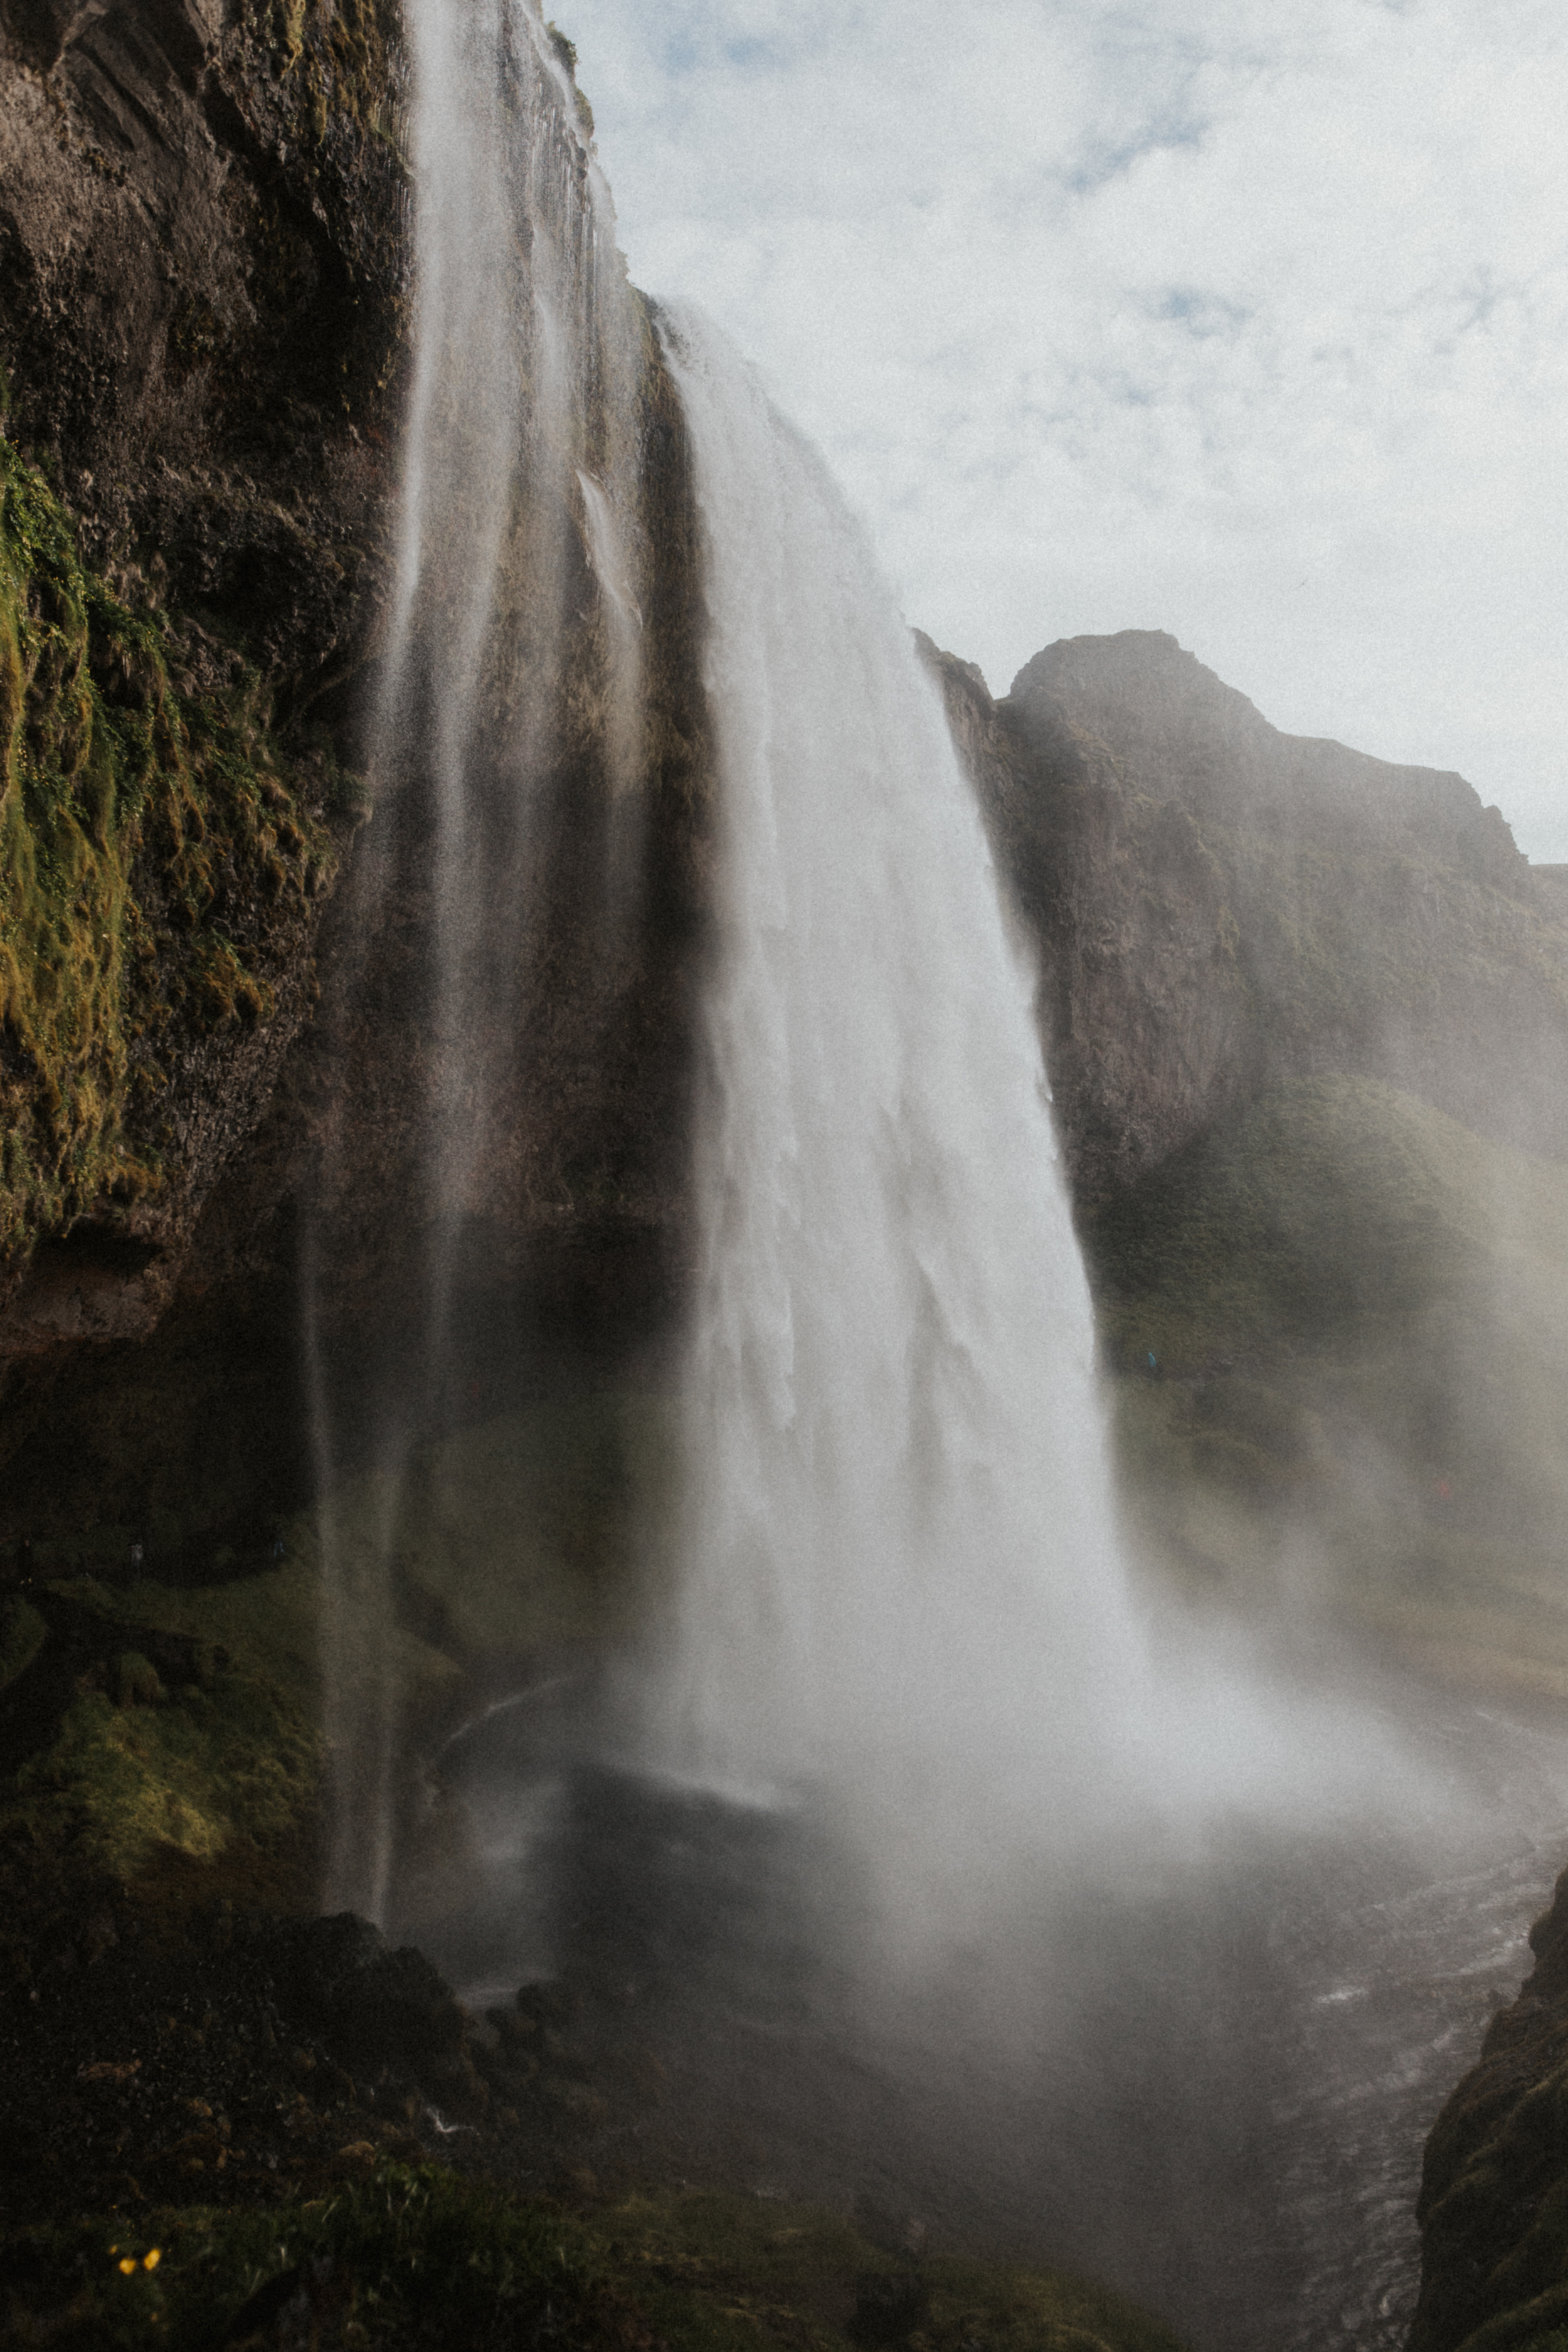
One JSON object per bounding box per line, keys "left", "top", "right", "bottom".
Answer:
{"left": 3, "top": 2171, "right": 1192, "bottom": 2352}
{"left": 1089, "top": 1072, "right": 1568, "bottom": 1692}
{"left": 0, "top": 1364, "right": 675, "bottom": 1952}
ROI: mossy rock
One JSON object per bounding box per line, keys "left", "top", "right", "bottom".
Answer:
{"left": 112, "top": 1650, "right": 166, "bottom": 1708}
{"left": 0, "top": 1560, "right": 354, "bottom": 1949}
{"left": 0, "top": 435, "right": 346, "bottom": 1266}
{"left": 6, "top": 1633, "right": 317, "bottom": 1882}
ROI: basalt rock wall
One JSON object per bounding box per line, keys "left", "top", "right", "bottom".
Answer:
{"left": 1411, "top": 1863, "right": 1568, "bottom": 2352}
{"left": 0, "top": 1, "right": 714, "bottom": 1562}
{"left": 0, "top": 0, "right": 405, "bottom": 1313}
{"left": 928, "top": 628, "right": 1568, "bottom": 1214}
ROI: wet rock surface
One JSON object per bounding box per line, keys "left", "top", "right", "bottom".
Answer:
{"left": 0, "top": 0, "right": 404, "bottom": 1279}
{"left": 0, "top": 0, "right": 715, "bottom": 1576}
{"left": 1410, "top": 1857, "right": 1568, "bottom": 2352}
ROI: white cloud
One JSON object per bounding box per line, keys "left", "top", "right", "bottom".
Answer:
{"left": 564, "top": 0, "right": 1568, "bottom": 854}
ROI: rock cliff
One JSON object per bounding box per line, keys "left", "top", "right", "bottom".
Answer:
{"left": 926, "top": 626, "right": 1568, "bottom": 1703}
{"left": 0, "top": 0, "right": 714, "bottom": 1570}
{"left": 1410, "top": 1864, "right": 1568, "bottom": 2352}
{"left": 928, "top": 627, "right": 1568, "bottom": 1212}
{"left": 0, "top": 0, "right": 403, "bottom": 1308}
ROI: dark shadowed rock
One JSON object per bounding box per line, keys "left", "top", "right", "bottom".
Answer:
{"left": 1410, "top": 1865, "right": 1568, "bottom": 2351}
{"left": 279, "top": 1911, "right": 465, "bottom": 2070}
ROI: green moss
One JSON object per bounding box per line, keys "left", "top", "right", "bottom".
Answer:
{"left": 1089, "top": 1074, "right": 1489, "bottom": 1374}
{"left": 0, "top": 437, "right": 341, "bottom": 1263}
{"left": 119, "top": 1560, "right": 323, "bottom": 1714}
{"left": 358, "top": 1390, "right": 678, "bottom": 1660}
{"left": 4, "top": 1621, "right": 319, "bottom": 1887}
{"left": 0, "top": 1593, "right": 46, "bottom": 1688}
{"left": 0, "top": 1559, "right": 382, "bottom": 1946}
{"left": 114, "top": 1651, "right": 166, "bottom": 1708}
{"left": 263, "top": 0, "right": 406, "bottom": 151}
{"left": 593, "top": 2188, "right": 1190, "bottom": 2352}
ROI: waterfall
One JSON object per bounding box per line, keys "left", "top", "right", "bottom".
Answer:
{"left": 647, "top": 307, "right": 1154, "bottom": 1900}
{"left": 307, "top": 5, "right": 1402, "bottom": 1942}
{"left": 308, "top": 0, "right": 647, "bottom": 1924}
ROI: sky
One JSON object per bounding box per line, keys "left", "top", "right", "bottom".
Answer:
{"left": 558, "top": 0, "right": 1568, "bottom": 860}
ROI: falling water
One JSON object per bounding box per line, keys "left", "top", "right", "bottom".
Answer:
{"left": 376, "top": 0, "right": 644, "bottom": 1227}
{"left": 308, "top": 0, "right": 647, "bottom": 1922}
{"left": 282, "top": 16, "right": 1568, "bottom": 2333}
{"left": 645, "top": 309, "right": 1157, "bottom": 1902}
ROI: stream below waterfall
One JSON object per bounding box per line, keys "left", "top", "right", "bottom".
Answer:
{"left": 398, "top": 1663, "right": 1568, "bottom": 2352}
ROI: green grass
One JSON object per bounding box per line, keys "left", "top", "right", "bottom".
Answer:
{"left": 0, "top": 2169, "right": 1192, "bottom": 2352}
{"left": 605, "top": 2188, "right": 1190, "bottom": 2352}
{"left": 1, "top": 2166, "right": 608, "bottom": 2350}
{"left": 1091, "top": 1073, "right": 1568, "bottom": 1689}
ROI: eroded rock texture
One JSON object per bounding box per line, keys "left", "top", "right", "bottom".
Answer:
{"left": 928, "top": 628, "right": 1568, "bottom": 1212}
{"left": 0, "top": 0, "right": 403, "bottom": 1308}
{"left": 1411, "top": 1865, "right": 1568, "bottom": 2352}
{"left": 0, "top": 3, "right": 713, "bottom": 1558}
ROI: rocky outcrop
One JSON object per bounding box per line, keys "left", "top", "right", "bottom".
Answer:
{"left": 925, "top": 628, "right": 1568, "bottom": 1708}
{"left": 0, "top": 3, "right": 714, "bottom": 1561}
{"left": 1411, "top": 1865, "right": 1568, "bottom": 2351}
{"left": 0, "top": 0, "right": 404, "bottom": 1315}
{"left": 928, "top": 628, "right": 1568, "bottom": 1210}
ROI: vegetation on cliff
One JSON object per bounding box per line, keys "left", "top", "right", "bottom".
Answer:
{"left": 0, "top": 437, "right": 344, "bottom": 1271}
{"left": 930, "top": 631, "right": 1568, "bottom": 1700}
{"left": 0, "top": 0, "right": 409, "bottom": 1338}
{"left": 1094, "top": 1071, "right": 1568, "bottom": 1692}
{"left": 0, "top": 1561, "right": 325, "bottom": 1976}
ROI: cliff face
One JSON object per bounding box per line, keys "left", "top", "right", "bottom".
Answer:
{"left": 931, "top": 627, "right": 1568, "bottom": 1708}
{"left": 931, "top": 628, "right": 1568, "bottom": 1213}
{"left": 0, "top": 0, "right": 403, "bottom": 1334}
{"left": 0, "top": 1, "right": 714, "bottom": 1567}
{"left": 930, "top": 628, "right": 1568, "bottom": 2342}
{"left": 930, "top": 634, "right": 1249, "bottom": 1215}
{"left": 1410, "top": 1865, "right": 1568, "bottom": 2352}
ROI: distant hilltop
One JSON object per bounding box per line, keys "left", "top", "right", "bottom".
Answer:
{"left": 924, "top": 623, "right": 1568, "bottom": 1207}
